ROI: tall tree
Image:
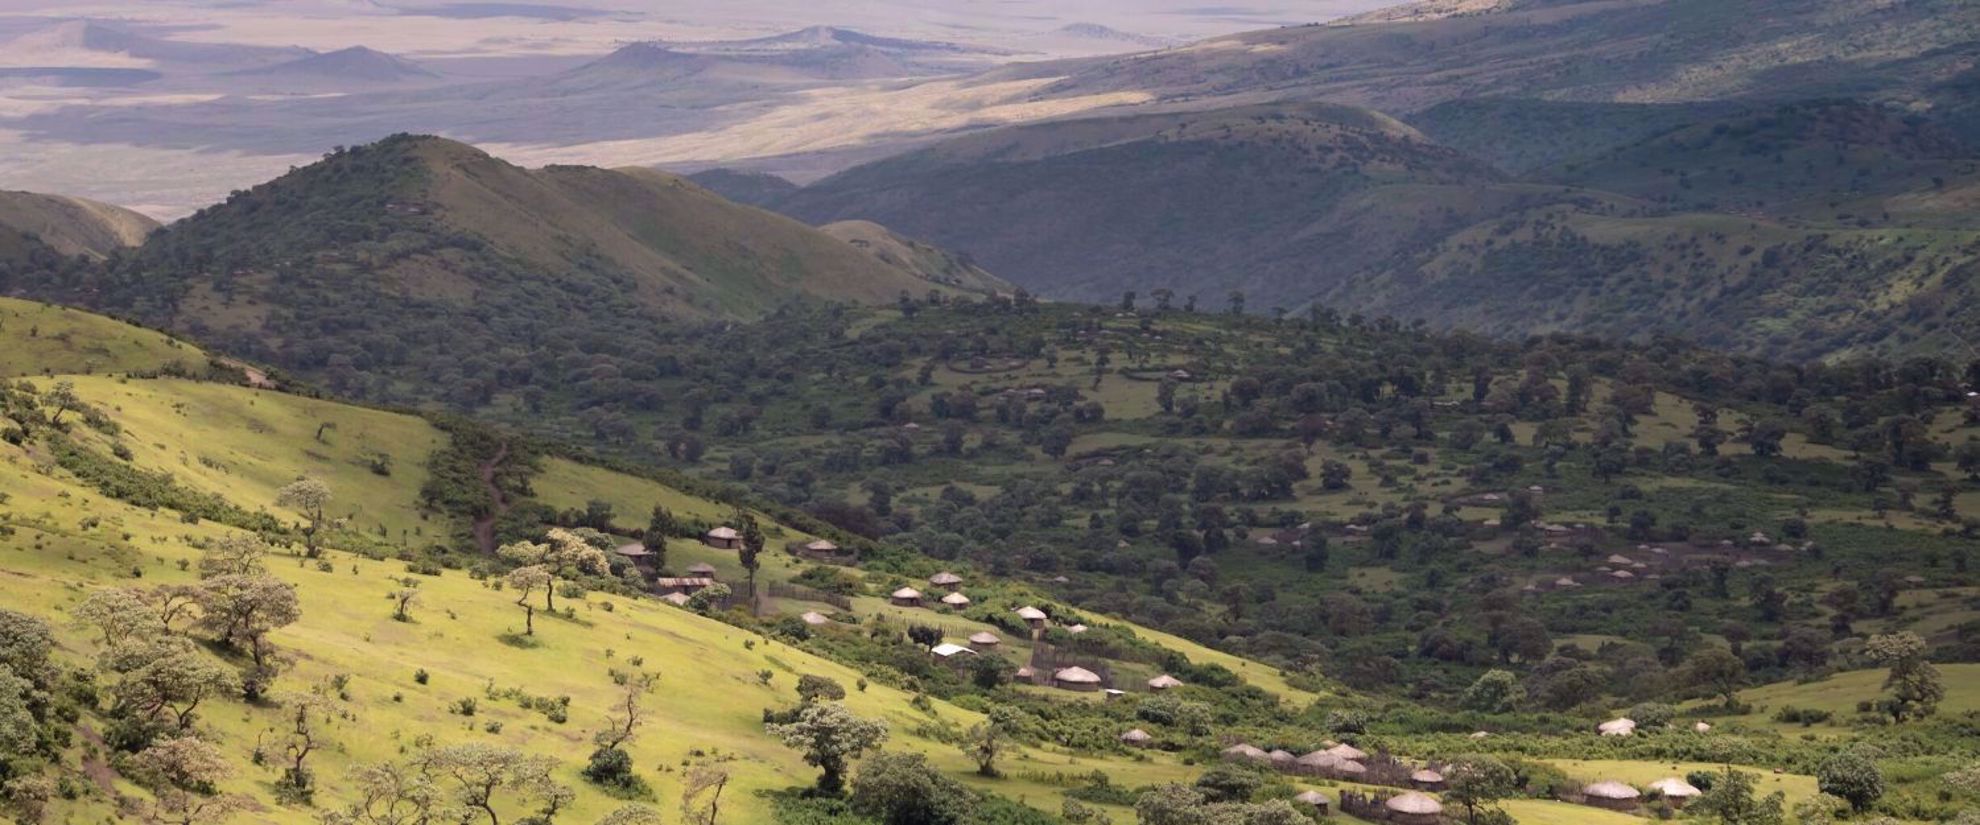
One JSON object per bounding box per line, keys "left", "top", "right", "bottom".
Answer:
{"left": 277, "top": 478, "right": 334, "bottom": 558}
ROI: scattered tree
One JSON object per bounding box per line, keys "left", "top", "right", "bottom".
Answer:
{"left": 277, "top": 478, "right": 334, "bottom": 558}
{"left": 766, "top": 701, "right": 888, "bottom": 795}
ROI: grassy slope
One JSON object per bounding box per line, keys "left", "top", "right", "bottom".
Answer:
{"left": 0, "top": 384, "right": 1236, "bottom": 824}
{"left": 1692, "top": 665, "right": 1980, "bottom": 735}
{"left": 0, "top": 190, "right": 157, "bottom": 260}
{"left": 0, "top": 309, "right": 1389, "bottom": 824}
{"left": 50, "top": 376, "right": 443, "bottom": 539}
{"left": 0, "top": 297, "right": 204, "bottom": 377}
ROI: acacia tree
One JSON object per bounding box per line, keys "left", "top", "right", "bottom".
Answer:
{"left": 72, "top": 587, "right": 151, "bottom": 646}
{"left": 131, "top": 736, "right": 253, "bottom": 825}
{"left": 320, "top": 761, "right": 459, "bottom": 825}
{"left": 198, "top": 534, "right": 269, "bottom": 579}
{"left": 498, "top": 529, "right": 607, "bottom": 614}
{"left": 277, "top": 478, "right": 334, "bottom": 558}
{"left": 417, "top": 743, "right": 571, "bottom": 825}
{"left": 1689, "top": 767, "right": 1785, "bottom": 825}
{"left": 765, "top": 701, "right": 888, "bottom": 795}
{"left": 104, "top": 636, "right": 239, "bottom": 733}
{"left": 196, "top": 574, "right": 300, "bottom": 675}
{"left": 1442, "top": 754, "right": 1516, "bottom": 825}
{"left": 1683, "top": 647, "right": 1747, "bottom": 707}
{"left": 679, "top": 763, "right": 730, "bottom": 825}
{"left": 504, "top": 566, "right": 551, "bottom": 636}
{"left": 263, "top": 692, "right": 337, "bottom": 803}
{"left": 1866, "top": 632, "right": 1944, "bottom": 722}
{"left": 961, "top": 706, "right": 1019, "bottom": 777}
{"left": 585, "top": 673, "right": 656, "bottom": 791}
{"left": 43, "top": 381, "right": 82, "bottom": 427}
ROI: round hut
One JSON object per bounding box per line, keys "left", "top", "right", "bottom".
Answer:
{"left": 1268, "top": 750, "right": 1297, "bottom": 770}
{"left": 1015, "top": 606, "right": 1049, "bottom": 630}
{"left": 1293, "top": 790, "right": 1330, "bottom": 815}
{"left": 1221, "top": 744, "right": 1270, "bottom": 764}
{"left": 1147, "top": 674, "right": 1184, "bottom": 691}
{"left": 1335, "top": 760, "right": 1368, "bottom": 778}
{"left": 1051, "top": 666, "right": 1103, "bottom": 692}
{"left": 967, "top": 631, "right": 1002, "bottom": 651}
{"left": 890, "top": 587, "right": 924, "bottom": 607}
{"left": 1119, "top": 729, "right": 1153, "bottom": 748}
{"left": 1597, "top": 717, "right": 1637, "bottom": 736}
{"left": 686, "top": 562, "right": 719, "bottom": 579}
{"left": 804, "top": 539, "right": 840, "bottom": 554}
{"left": 1693, "top": 721, "right": 1713, "bottom": 733}
{"left": 1294, "top": 751, "right": 1341, "bottom": 777}
{"left": 1649, "top": 778, "right": 1701, "bottom": 808}
{"left": 1584, "top": 781, "right": 1642, "bottom": 811}
{"left": 929, "top": 571, "right": 964, "bottom": 590}
{"left": 1384, "top": 791, "right": 1444, "bottom": 825}
{"left": 799, "top": 611, "right": 831, "bottom": 626}
{"left": 1410, "top": 768, "right": 1446, "bottom": 791}
{"left": 940, "top": 591, "right": 972, "bottom": 608}
{"left": 702, "top": 526, "right": 741, "bottom": 549}
{"left": 1326, "top": 743, "right": 1369, "bottom": 761}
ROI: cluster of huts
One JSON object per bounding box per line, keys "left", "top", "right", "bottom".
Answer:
{"left": 1220, "top": 741, "right": 1387, "bottom": 782}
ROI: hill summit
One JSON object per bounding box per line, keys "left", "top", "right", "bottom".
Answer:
{"left": 18, "top": 134, "right": 990, "bottom": 408}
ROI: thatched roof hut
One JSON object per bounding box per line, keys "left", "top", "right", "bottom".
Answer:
{"left": 1326, "top": 743, "right": 1368, "bottom": 761}
{"left": 1693, "top": 721, "right": 1712, "bottom": 733}
{"left": 929, "top": 571, "right": 964, "bottom": 589}
{"left": 1268, "top": 750, "right": 1297, "bottom": 768}
{"left": 686, "top": 562, "right": 719, "bottom": 578}
{"left": 703, "top": 526, "right": 741, "bottom": 549}
{"left": 1015, "top": 606, "right": 1048, "bottom": 626}
{"left": 967, "top": 631, "right": 1002, "bottom": 650}
{"left": 1221, "top": 744, "right": 1269, "bottom": 763}
{"left": 804, "top": 539, "right": 840, "bottom": 553}
{"left": 1649, "top": 778, "right": 1701, "bottom": 807}
{"left": 941, "top": 591, "right": 972, "bottom": 607}
{"left": 1336, "top": 760, "right": 1368, "bottom": 777}
{"left": 1293, "top": 790, "right": 1330, "bottom": 813}
{"left": 1147, "top": 674, "right": 1184, "bottom": 691}
{"left": 1120, "top": 729, "right": 1153, "bottom": 747}
{"left": 1051, "top": 666, "right": 1102, "bottom": 691}
{"left": 1294, "top": 751, "right": 1341, "bottom": 774}
{"left": 1584, "top": 781, "right": 1642, "bottom": 811}
{"left": 1385, "top": 791, "right": 1443, "bottom": 825}
{"left": 1014, "top": 665, "right": 1037, "bottom": 682}
{"left": 799, "top": 611, "right": 831, "bottom": 626}
{"left": 1411, "top": 769, "right": 1446, "bottom": 790}
{"left": 890, "top": 587, "right": 924, "bottom": 607}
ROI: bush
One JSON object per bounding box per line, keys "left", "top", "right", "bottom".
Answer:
{"left": 1771, "top": 706, "right": 1834, "bottom": 726}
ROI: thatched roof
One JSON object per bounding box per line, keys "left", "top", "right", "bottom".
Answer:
{"left": 1693, "top": 721, "right": 1712, "bottom": 733}
{"left": 687, "top": 563, "right": 718, "bottom": 575}
{"left": 1411, "top": 769, "right": 1444, "bottom": 783}
{"left": 1295, "top": 751, "right": 1341, "bottom": 768}
{"left": 1268, "top": 750, "right": 1296, "bottom": 764}
{"left": 1015, "top": 606, "right": 1048, "bottom": 621}
{"left": 615, "top": 544, "right": 652, "bottom": 557}
{"left": 929, "top": 571, "right": 963, "bottom": 585}
{"left": 799, "top": 611, "right": 831, "bottom": 626}
{"left": 1294, "top": 790, "right": 1330, "bottom": 807}
{"left": 1015, "top": 666, "right": 1036, "bottom": 679}
{"left": 1325, "top": 743, "right": 1368, "bottom": 761}
{"left": 930, "top": 643, "right": 976, "bottom": 658}
{"left": 1597, "top": 718, "right": 1636, "bottom": 736}
{"left": 1336, "top": 761, "right": 1367, "bottom": 775}
{"left": 1649, "top": 778, "right": 1701, "bottom": 798}
{"left": 1585, "top": 781, "right": 1641, "bottom": 800}
{"left": 1468, "top": 731, "right": 1491, "bottom": 739}
{"left": 1053, "top": 666, "right": 1102, "bottom": 684}
{"left": 1385, "top": 792, "right": 1443, "bottom": 815}
{"left": 1119, "top": 729, "right": 1152, "bottom": 743}
{"left": 1221, "top": 744, "right": 1269, "bottom": 761}
{"left": 967, "top": 631, "right": 1001, "bottom": 645}
{"left": 1066, "top": 623, "right": 1089, "bottom": 634}
{"left": 941, "top": 592, "right": 972, "bottom": 606}
{"left": 805, "top": 539, "right": 839, "bottom": 552}
{"left": 706, "top": 527, "right": 739, "bottom": 539}
{"left": 891, "top": 587, "right": 923, "bottom": 600}
{"left": 660, "top": 592, "right": 691, "bottom": 606}
{"left": 1148, "top": 674, "right": 1184, "bottom": 689}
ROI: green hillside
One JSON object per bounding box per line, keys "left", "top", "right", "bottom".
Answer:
{"left": 7, "top": 134, "right": 1005, "bottom": 417}
{"left": 0, "top": 297, "right": 207, "bottom": 378}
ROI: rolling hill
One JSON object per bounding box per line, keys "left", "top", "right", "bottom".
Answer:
{"left": 777, "top": 102, "right": 1524, "bottom": 305}
{"left": 0, "top": 300, "right": 1420, "bottom": 825}
{"left": 12, "top": 134, "right": 992, "bottom": 410}
{"left": 0, "top": 190, "right": 158, "bottom": 260}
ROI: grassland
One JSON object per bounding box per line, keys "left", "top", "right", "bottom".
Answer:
{"left": 0, "top": 297, "right": 203, "bottom": 377}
